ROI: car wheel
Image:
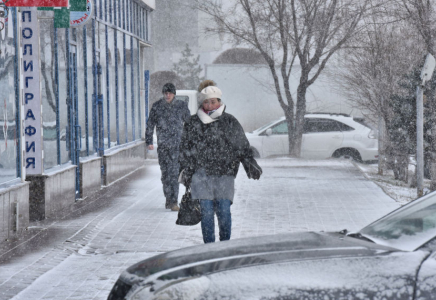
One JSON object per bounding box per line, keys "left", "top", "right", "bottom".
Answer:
{"left": 251, "top": 147, "right": 260, "bottom": 158}
{"left": 333, "top": 148, "right": 362, "bottom": 162}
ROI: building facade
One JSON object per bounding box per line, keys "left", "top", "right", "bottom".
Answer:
{"left": 0, "top": 0, "right": 155, "bottom": 240}
{"left": 147, "top": 0, "right": 225, "bottom": 76}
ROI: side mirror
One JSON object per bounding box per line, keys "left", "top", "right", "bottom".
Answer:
{"left": 266, "top": 128, "right": 272, "bottom": 136}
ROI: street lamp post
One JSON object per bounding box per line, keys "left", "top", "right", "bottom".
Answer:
{"left": 417, "top": 53, "right": 436, "bottom": 197}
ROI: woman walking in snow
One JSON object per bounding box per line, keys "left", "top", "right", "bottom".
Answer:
{"left": 178, "top": 84, "right": 262, "bottom": 243}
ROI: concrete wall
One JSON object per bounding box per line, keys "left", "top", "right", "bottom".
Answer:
{"left": 79, "top": 156, "right": 102, "bottom": 199}
{"left": 0, "top": 180, "right": 30, "bottom": 241}
{"left": 27, "top": 164, "right": 76, "bottom": 221}
{"left": 0, "top": 141, "right": 146, "bottom": 237}
{"left": 44, "top": 166, "right": 76, "bottom": 219}
{"left": 103, "top": 141, "right": 146, "bottom": 186}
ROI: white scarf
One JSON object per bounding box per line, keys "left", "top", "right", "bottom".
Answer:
{"left": 197, "top": 104, "right": 226, "bottom": 124}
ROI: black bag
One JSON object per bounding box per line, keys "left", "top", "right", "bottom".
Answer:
{"left": 176, "top": 189, "right": 202, "bottom": 226}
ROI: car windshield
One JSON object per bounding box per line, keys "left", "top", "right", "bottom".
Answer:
{"left": 175, "top": 95, "right": 190, "bottom": 106}
{"left": 358, "top": 191, "right": 436, "bottom": 251}
{"left": 252, "top": 119, "right": 284, "bottom": 134}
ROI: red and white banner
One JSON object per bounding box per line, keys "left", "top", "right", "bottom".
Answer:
{"left": 5, "top": 0, "right": 68, "bottom": 7}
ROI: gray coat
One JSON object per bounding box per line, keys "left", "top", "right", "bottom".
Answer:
{"left": 145, "top": 98, "right": 191, "bottom": 149}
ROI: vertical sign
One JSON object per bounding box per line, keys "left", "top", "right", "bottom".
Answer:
{"left": 21, "top": 7, "right": 42, "bottom": 174}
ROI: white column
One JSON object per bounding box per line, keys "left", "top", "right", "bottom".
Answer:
{"left": 21, "top": 7, "right": 43, "bottom": 175}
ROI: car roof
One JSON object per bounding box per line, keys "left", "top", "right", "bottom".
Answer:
{"left": 270, "top": 114, "right": 359, "bottom": 124}
{"left": 305, "top": 113, "right": 352, "bottom": 119}
{"left": 270, "top": 113, "right": 355, "bottom": 121}
{"left": 252, "top": 113, "right": 369, "bottom": 133}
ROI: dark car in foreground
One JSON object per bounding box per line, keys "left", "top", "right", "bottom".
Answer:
{"left": 108, "top": 191, "right": 436, "bottom": 300}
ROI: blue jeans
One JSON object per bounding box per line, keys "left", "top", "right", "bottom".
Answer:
{"left": 200, "top": 199, "right": 232, "bottom": 243}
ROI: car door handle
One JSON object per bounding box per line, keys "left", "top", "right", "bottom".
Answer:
{"left": 332, "top": 135, "right": 342, "bottom": 139}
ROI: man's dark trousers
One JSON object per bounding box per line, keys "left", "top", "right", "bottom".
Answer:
{"left": 157, "top": 145, "right": 180, "bottom": 208}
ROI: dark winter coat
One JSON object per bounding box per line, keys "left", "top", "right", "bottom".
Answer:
{"left": 179, "top": 110, "right": 254, "bottom": 177}
{"left": 145, "top": 98, "right": 191, "bottom": 149}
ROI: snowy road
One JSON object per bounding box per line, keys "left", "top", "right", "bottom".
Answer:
{"left": 0, "top": 158, "right": 399, "bottom": 300}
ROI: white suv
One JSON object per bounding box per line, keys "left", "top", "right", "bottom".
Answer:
{"left": 245, "top": 113, "right": 378, "bottom": 162}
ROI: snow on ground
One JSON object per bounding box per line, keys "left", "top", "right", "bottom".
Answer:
{"left": 257, "top": 156, "right": 423, "bottom": 205}
{"left": 355, "top": 161, "right": 428, "bottom": 205}
{"left": 0, "top": 158, "right": 405, "bottom": 300}
{"left": 11, "top": 252, "right": 159, "bottom": 300}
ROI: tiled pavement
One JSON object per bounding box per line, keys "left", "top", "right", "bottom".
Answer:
{"left": 0, "top": 158, "right": 399, "bottom": 300}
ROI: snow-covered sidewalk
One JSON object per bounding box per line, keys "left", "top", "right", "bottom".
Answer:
{"left": 0, "top": 158, "right": 399, "bottom": 300}
{"left": 355, "top": 161, "right": 428, "bottom": 205}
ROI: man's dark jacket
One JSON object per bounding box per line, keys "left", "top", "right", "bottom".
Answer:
{"left": 145, "top": 98, "right": 191, "bottom": 148}
{"left": 179, "top": 112, "right": 254, "bottom": 177}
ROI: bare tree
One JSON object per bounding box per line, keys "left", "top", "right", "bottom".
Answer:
{"left": 399, "top": 0, "right": 435, "bottom": 56}
{"left": 398, "top": 0, "right": 436, "bottom": 190}
{"left": 196, "top": 0, "right": 370, "bottom": 156}
{"left": 335, "top": 4, "right": 425, "bottom": 180}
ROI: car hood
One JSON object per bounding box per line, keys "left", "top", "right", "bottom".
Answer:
{"left": 114, "top": 232, "right": 405, "bottom": 298}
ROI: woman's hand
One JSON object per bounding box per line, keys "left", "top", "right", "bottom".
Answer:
{"left": 242, "top": 158, "right": 262, "bottom": 180}
{"left": 178, "top": 168, "right": 195, "bottom": 187}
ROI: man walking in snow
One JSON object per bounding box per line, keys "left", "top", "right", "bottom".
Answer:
{"left": 145, "top": 83, "right": 191, "bottom": 211}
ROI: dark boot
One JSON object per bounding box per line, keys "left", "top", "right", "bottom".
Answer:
{"left": 165, "top": 199, "right": 171, "bottom": 209}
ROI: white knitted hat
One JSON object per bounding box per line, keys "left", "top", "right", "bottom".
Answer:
{"left": 200, "top": 86, "right": 222, "bottom": 101}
